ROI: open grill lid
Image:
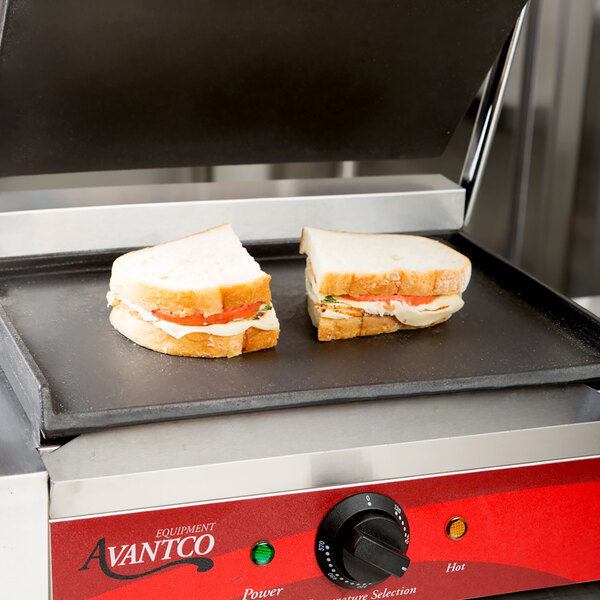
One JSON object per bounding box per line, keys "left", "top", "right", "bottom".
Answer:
{"left": 0, "top": 0, "right": 526, "bottom": 177}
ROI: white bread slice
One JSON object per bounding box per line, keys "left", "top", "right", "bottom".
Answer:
{"left": 299, "top": 227, "right": 471, "bottom": 297}
{"left": 109, "top": 224, "right": 272, "bottom": 317}
{"left": 110, "top": 304, "right": 278, "bottom": 358}
{"left": 313, "top": 312, "right": 451, "bottom": 342}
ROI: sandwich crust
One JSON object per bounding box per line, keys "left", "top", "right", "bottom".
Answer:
{"left": 314, "top": 267, "right": 469, "bottom": 297}
{"left": 316, "top": 313, "right": 450, "bottom": 342}
{"left": 110, "top": 274, "right": 272, "bottom": 318}
{"left": 109, "top": 304, "right": 279, "bottom": 358}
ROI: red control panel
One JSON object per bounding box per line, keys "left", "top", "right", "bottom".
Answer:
{"left": 50, "top": 458, "right": 600, "bottom": 600}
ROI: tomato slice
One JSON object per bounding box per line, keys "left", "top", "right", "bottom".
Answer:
{"left": 153, "top": 302, "right": 263, "bottom": 326}
{"left": 341, "top": 294, "right": 437, "bottom": 306}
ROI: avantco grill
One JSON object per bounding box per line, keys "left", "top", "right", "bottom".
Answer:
{"left": 0, "top": 2, "right": 599, "bottom": 600}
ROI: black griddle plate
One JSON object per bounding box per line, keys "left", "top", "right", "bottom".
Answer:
{"left": 1, "top": 233, "right": 600, "bottom": 439}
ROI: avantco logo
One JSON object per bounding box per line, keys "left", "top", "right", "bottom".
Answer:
{"left": 79, "top": 522, "right": 216, "bottom": 580}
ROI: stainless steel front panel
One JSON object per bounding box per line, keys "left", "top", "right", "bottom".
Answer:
{"left": 43, "top": 384, "right": 600, "bottom": 519}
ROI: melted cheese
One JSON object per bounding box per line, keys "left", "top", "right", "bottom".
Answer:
{"left": 107, "top": 293, "right": 279, "bottom": 338}
{"left": 305, "top": 269, "right": 464, "bottom": 327}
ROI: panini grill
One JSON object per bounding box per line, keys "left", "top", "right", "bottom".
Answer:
{"left": 0, "top": 2, "right": 599, "bottom": 599}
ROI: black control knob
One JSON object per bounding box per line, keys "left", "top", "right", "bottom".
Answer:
{"left": 316, "top": 492, "right": 410, "bottom": 589}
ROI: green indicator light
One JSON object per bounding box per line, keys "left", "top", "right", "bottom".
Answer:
{"left": 250, "top": 541, "right": 275, "bottom": 566}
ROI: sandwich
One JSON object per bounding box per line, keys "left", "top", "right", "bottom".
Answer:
{"left": 106, "top": 224, "right": 279, "bottom": 357}
{"left": 299, "top": 227, "right": 471, "bottom": 341}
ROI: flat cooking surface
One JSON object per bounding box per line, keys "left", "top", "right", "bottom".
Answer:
{"left": 1, "top": 234, "right": 600, "bottom": 438}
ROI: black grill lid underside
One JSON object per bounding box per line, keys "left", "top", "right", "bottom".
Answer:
{"left": 0, "top": 0, "right": 526, "bottom": 176}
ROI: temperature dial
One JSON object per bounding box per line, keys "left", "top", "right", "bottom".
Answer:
{"left": 315, "top": 492, "right": 410, "bottom": 590}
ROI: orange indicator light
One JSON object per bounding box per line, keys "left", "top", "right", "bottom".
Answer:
{"left": 446, "top": 517, "right": 468, "bottom": 540}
